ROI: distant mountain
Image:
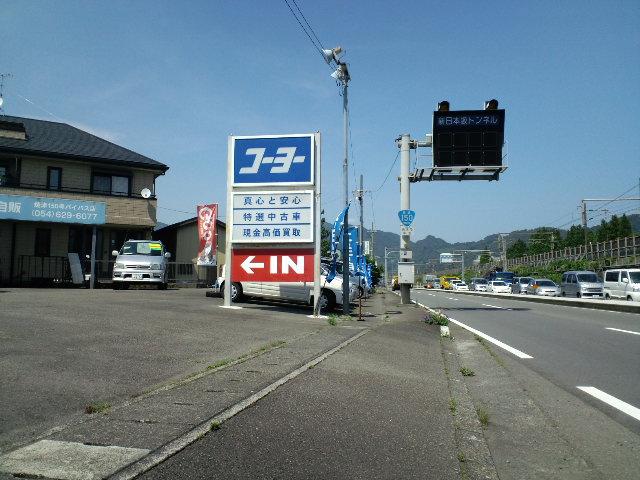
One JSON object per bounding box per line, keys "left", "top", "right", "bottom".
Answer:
{"left": 359, "top": 213, "right": 639, "bottom": 267}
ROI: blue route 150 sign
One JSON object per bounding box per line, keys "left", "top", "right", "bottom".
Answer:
{"left": 398, "top": 209, "right": 415, "bottom": 227}
{"left": 233, "top": 134, "right": 314, "bottom": 186}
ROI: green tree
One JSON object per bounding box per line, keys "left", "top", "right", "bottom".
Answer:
{"left": 507, "top": 239, "right": 527, "bottom": 258}
{"left": 596, "top": 219, "right": 609, "bottom": 242}
{"left": 365, "top": 254, "right": 383, "bottom": 285}
{"left": 564, "top": 225, "right": 586, "bottom": 248}
{"left": 528, "top": 228, "right": 562, "bottom": 254}
{"left": 620, "top": 214, "right": 633, "bottom": 237}
{"left": 609, "top": 215, "right": 621, "bottom": 240}
{"left": 479, "top": 252, "right": 492, "bottom": 265}
{"left": 321, "top": 220, "right": 331, "bottom": 257}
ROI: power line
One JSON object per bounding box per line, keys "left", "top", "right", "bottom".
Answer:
{"left": 591, "top": 183, "right": 638, "bottom": 213}
{"left": 290, "top": 0, "right": 325, "bottom": 51}
{"left": 282, "top": 0, "right": 325, "bottom": 59}
{"left": 374, "top": 151, "right": 400, "bottom": 192}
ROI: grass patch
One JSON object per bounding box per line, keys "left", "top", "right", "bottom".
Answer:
{"left": 476, "top": 407, "right": 490, "bottom": 427}
{"left": 457, "top": 451, "right": 466, "bottom": 462}
{"left": 449, "top": 397, "right": 457, "bottom": 415}
{"left": 210, "top": 420, "right": 221, "bottom": 431}
{"left": 459, "top": 367, "right": 475, "bottom": 377}
{"left": 251, "top": 340, "right": 286, "bottom": 355}
{"left": 425, "top": 309, "right": 449, "bottom": 326}
{"left": 207, "top": 359, "right": 231, "bottom": 370}
{"left": 85, "top": 401, "right": 111, "bottom": 414}
{"left": 328, "top": 316, "right": 338, "bottom": 326}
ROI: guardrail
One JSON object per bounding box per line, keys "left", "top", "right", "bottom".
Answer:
{"left": 505, "top": 235, "right": 640, "bottom": 269}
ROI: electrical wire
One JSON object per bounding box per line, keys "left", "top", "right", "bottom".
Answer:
{"left": 373, "top": 151, "right": 400, "bottom": 192}
{"left": 282, "top": 0, "right": 328, "bottom": 63}
{"left": 291, "top": 0, "right": 325, "bottom": 51}
{"left": 591, "top": 183, "right": 639, "bottom": 214}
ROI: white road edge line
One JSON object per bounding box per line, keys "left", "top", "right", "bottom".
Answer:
{"left": 606, "top": 327, "right": 640, "bottom": 336}
{"left": 109, "top": 329, "right": 370, "bottom": 480}
{"left": 411, "top": 299, "right": 533, "bottom": 359}
{"left": 577, "top": 386, "right": 640, "bottom": 421}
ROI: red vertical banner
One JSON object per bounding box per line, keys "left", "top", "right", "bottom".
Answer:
{"left": 197, "top": 204, "right": 218, "bottom": 266}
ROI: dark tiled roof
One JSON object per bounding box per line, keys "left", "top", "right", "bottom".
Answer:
{"left": 0, "top": 115, "right": 168, "bottom": 171}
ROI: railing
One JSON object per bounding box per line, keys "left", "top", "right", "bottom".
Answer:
{"left": 505, "top": 235, "right": 640, "bottom": 269}
{"left": 17, "top": 255, "right": 72, "bottom": 286}
{"left": 14, "top": 256, "right": 219, "bottom": 288}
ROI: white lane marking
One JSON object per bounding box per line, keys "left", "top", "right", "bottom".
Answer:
{"left": 577, "top": 386, "right": 640, "bottom": 421}
{"left": 481, "top": 303, "right": 512, "bottom": 311}
{"left": 447, "top": 317, "right": 534, "bottom": 359}
{"left": 446, "top": 297, "right": 459, "bottom": 301}
{"left": 606, "top": 327, "right": 640, "bottom": 336}
{"left": 410, "top": 299, "right": 533, "bottom": 359}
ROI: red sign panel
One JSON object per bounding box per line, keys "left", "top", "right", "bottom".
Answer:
{"left": 232, "top": 248, "right": 314, "bottom": 282}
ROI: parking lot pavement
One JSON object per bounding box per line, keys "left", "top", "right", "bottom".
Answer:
{"left": 0, "top": 288, "right": 333, "bottom": 452}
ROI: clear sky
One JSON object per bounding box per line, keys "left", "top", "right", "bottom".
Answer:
{"left": 3, "top": 0, "right": 639, "bottom": 242}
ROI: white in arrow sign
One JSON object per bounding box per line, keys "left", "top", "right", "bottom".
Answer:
{"left": 241, "top": 256, "right": 265, "bottom": 274}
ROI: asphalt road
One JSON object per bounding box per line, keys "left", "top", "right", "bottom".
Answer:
{"left": 413, "top": 289, "right": 640, "bottom": 434}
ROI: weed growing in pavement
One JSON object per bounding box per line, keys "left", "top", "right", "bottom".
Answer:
{"left": 210, "top": 421, "right": 221, "bottom": 431}
{"left": 85, "top": 401, "right": 111, "bottom": 414}
{"left": 328, "top": 316, "right": 338, "bottom": 326}
{"left": 449, "top": 398, "right": 457, "bottom": 415}
{"left": 457, "top": 452, "right": 466, "bottom": 462}
{"left": 425, "top": 310, "right": 449, "bottom": 326}
{"left": 474, "top": 335, "right": 505, "bottom": 367}
{"left": 476, "top": 407, "right": 490, "bottom": 427}
{"left": 252, "top": 340, "right": 286, "bottom": 355}
{"left": 207, "top": 359, "right": 231, "bottom": 370}
{"left": 459, "top": 367, "right": 475, "bottom": 377}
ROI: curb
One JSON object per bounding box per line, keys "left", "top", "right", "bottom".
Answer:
{"left": 447, "top": 290, "right": 640, "bottom": 314}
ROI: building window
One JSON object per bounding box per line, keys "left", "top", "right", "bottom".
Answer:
{"left": 47, "top": 167, "right": 62, "bottom": 190}
{"left": 91, "top": 173, "right": 130, "bottom": 196}
{"left": 34, "top": 229, "right": 52, "bottom": 257}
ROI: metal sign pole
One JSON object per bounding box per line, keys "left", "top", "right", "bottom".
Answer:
{"left": 223, "top": 135, "right": 233, "bottom": 308}
{"left": 399, "top": 134, "right": 411, "bottom": 304}
{"left": 313, "top": 132, "right": 322, "bottom": 316}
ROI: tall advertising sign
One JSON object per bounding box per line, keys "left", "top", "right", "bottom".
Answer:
{"left": 225, "top": 133, "right": 321, "bottom": 313}
{"left": 197, "top": 204, "right": 218, "bottom": 266}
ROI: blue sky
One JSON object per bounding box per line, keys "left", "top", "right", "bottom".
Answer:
{"left": 3, "top": 0, "right": 639, "bottom": 242}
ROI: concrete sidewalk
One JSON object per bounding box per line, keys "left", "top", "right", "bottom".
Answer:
{"left": 136, "top": 292, "right": 493, "bottom": 480}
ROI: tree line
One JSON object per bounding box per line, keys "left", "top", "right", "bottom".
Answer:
{"left": 506, "top": 214, "right": 634, "bottom": 259}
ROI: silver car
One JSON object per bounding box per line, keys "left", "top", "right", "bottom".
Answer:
{"left": 560, "top": 271, "right": 603, "bottom": 298}
{"left": 469, "top": 278, "right": 487, "bottom": 291}
{"left": 526, "top": 278, "right": 560, "bottom": 296}
{"left": 112, "top": 240, "right": 171, "bottom": 289}
{"left": 511, "top": 277, "right": 532, "bottom": 294}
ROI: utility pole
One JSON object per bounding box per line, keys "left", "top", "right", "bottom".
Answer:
{"left": 581, "top": 197, "right": 640, "bottom": 249}
{"left": 357, "top": 174, "right": 364, "bottom": 259}
{"left": 399, "top": 134, "right": 411, "bottom": 304}
{"left": 581, "top": 200, "right": 588, "bottom": 248}
{"left": 498, "top": 234, "right": 508, "bottom": 271}
{"left": 384, "top": 246, "right": 388, "bottom": 286}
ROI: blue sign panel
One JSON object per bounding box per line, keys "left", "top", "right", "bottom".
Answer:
{"left": 233, "top": 135, "right": 314, "bottom": 186}
{"left": 0, "top": 194, "right": 106, "bottom": 225}
{"left": 398, "top": 209, "right": 416, "bottom": 227}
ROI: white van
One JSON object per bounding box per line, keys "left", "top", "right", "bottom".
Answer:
{"left": 214, "top": 264, "right": 357, "bottom": 311}
{"left": 603, "top": 269, "right": 640, "bottom": 301}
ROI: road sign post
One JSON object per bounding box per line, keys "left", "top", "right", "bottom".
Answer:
{"left": 224, "top": 134, "right": 321, "bottom": 315}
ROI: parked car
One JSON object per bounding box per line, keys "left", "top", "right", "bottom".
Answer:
{"left": 526, "top": 278, "right": 560, "bottom": 296}
{"left": 452, "top": 280, "right": 469, "bottom": 291}
{"left": 511, "top": 277, "right": 532, "bottom": 294}
{"left": 486, "top": 280, "right": 510, "bottom": 293}
{"left": 603, "top": 268, "right": 640, "bottom": 301}
{"left": 486, "top": 270, "right": 515, "bottom": 286}
{"left": 214, "top": 264, "right": 357, "bottom": 310}
{"left": 433, "top": 279, "right": 441, "bottom": 289}
{"left": 560, "top": 271, "right": 603, "bottom": 298}
{"left": 112, "top": 240, "right": 171, "bottom": 290}
{"left": 469, "top": 278, "right": 487, "bottom": 291}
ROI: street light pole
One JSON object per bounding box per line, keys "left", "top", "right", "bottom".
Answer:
{"left": 341, "top": 70, "right": 350, "bottom": 314}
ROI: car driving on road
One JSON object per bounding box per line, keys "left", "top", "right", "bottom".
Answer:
{"left": 511, "top": 277, "right": 532, "bottom": 294}
{"left": 451, "top": 280, "right": 469, "bottom": 291}
{"left": 469, "top": 278, "right": 487, "bottom": 291}
{"left": 560, "top": 271, "right": 603, "bottom": 298}
{"left": 486, "top": 280, "right": 510, "bottom": 293}
{"left": 526, "top": 278, "right": 560, "bottom": 296}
